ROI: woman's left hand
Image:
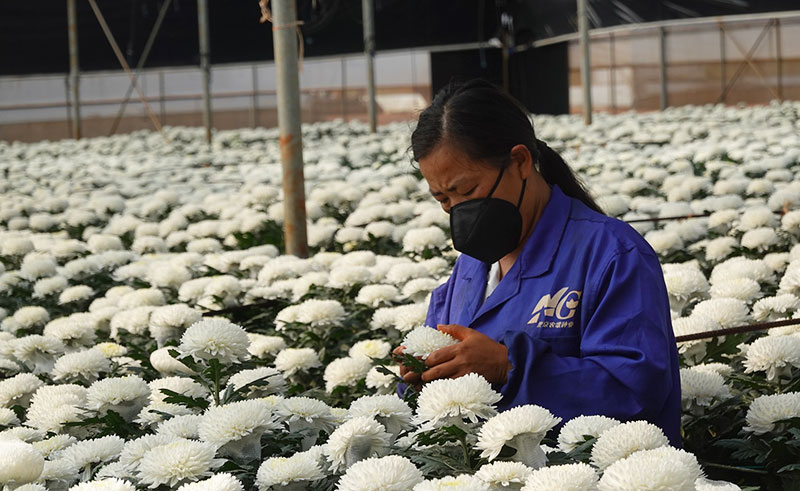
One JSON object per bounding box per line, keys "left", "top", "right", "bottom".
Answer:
{"left": 421, "top": 324, "right": 513, "bottom": 385}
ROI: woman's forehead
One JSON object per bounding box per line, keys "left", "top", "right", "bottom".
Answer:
{"left": 419, "top": 143, "right": 492, "bottom": 181}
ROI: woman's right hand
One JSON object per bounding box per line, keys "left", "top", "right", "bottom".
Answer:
{"left": 392, "top": 345, "right": 422, "bottom": 390}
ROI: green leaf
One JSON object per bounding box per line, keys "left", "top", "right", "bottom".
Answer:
{"left": 159, "top": 388, "right": 210, "bottom": 410}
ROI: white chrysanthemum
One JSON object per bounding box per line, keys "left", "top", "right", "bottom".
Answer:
{"left": 86, "top": 375, "right": 150, "bottom": 421}
{"left": 597, "top": 446, "right": 702, "bottom": 491}
{"left": 1, "top": 237, "right": 34, "bottom": 256}
{"left": 742, "top": 335, "right": 800, "bottom": 381}
{"left": 414, "top": 474, "right": 489, "bottom": 491}
{"left": 59, "top": 285, "right": 95, "bottom": 304}
{"left": 227, "top": 367, "right": 287, "bottom": 397}
{"left": 402, "top": 326, "right": 459, "bottom": 360}
{"left": 521, "top": 462, "right": 598, "bottom": 491}
{"left": 0, "top": 439, "right": 44, "bottom": 485}
{"left": 198, "top": 399, "right": 279, "bottom": 460}
{"left": 348, "top": 394, "right": 412, "bottom": 438}
{"left": 402, "top": 278, "right": 440, "bottom": 301}
{"left": 590, "top": 421, "right": 669, "bottom": 470}
{"left": 644, "top": 230, "right": 683, "bottom": 255}
{"left": 738, "top": 206, "right": 778, "bottom": 231}
{"left": 147, "top": 263, "right": 192, "bottom": 289}
{"left": 137, "top": 439, "right": 224, "bottom": 488}
{"left": 150, "top": 347, "right": 196, "bottom": 376}
{"left": 24, "top": 384, "right": 87, "bottom": 434}
{"left": 178, "top": 318, "right": 250, "bottom": 364}
{"left": 275, "top": 397, "right": 335, "bottom": 449}
{"left": 31, "top": 434, "right": 76, "bottom": 458}
{"left": 295, "top": 299, "right": 346, "bottom": 326}
{"left": 117, "top": 288, "right": 166, "bottom": 309}
{"left": 704, "top": 237, "right": 737, "bottom": 262}
{"left": 324, "top": 416, "right": 391, "bottom": 472}
{"left": 149, "top": 304, "right": 203, "bottom": 347}
{"left": 694, "top": 477, "right": 742, "bottom": 491}
{"left": 175, "top": 473, "right": 244, "bottom": 491}
{"left": 329, "top": 266, "right": 372, "bottom": 289}
{"left": 337, "top": 455, "right": 423, "bottom": 491}
{"left": 708, "top": 277, "right": 761, "bottom": 302}
{"left": 690, "top": 298, "right": 749, "bottom": 328}
{"left": 20, "top": 254, "right": 58, "bottom": 281}
{"left": 476, "top": 405, "right": 562, "bottom": 468}
{"left": 52, "top": 349, "right": 112, "bottom": 383}
{"left": 69, "top": 478, "right": 137, "bottom": 490}
{"left": 118, "top": 433, "right": 175, "bottom": 474}
{"left": 274, "top": 348, "right": 321, "bottom": 377}
{"left": 356, "top": 284, "right": 401, "bottom": 307}
{"left": 0, "top": 372, "right": 44, "bottom": 407}
{"left": 365, "top": 365, "right": 400, "bottom": 392}
{"left": 752, "top": 294, "right": 800, "bottom": 321}
{"left": 12, "top": 306, "right": 50, "bottom": 330}
{"left": 741, "top": 227, "right": 780, "bottom": 251}
{"left": 247, "top": 334, "right": 286, "bottom": 358}
{"left": 255, "top": 449, "right": 325, "bottom": 490}
{"left": 662, "top": 266, "right": 709, "bottom": 311}
{"left": 475, "top": 461, "right": 533, "bottom": 489}
{"left": 680, "top": 368, "right": 731, "bottom": 409}
{"left": 32, "top": 276, "right": 68, "bottom": 298}
{"left": 690, "top": 362, "right": 733, "bottom": 378}
{"left": 744, "top": 393, "right": 800, "bottom": 435}
{"left": 157, "top": 414, "right": 203, "bottom": 440}
{"left": 324, "top": 356, "right": 373, "bottom": 392}
{"left": 349, "top": 339, "right": 392, "bottom": 361}
{"left": 415, "top": 373, "right": 502, "bottom": 429}
{"left": 59, "top": 435, "right": 125, "bottom": 473}
{"left": 109, "top": 306, "right": 154, "bottom": 338}
{"left": 0, "top": 406, "right": 19, "bottom": 426}
{"left": 11, "top": 334, "right": 64, "bottom": 374}
{"left": 385, "top": 263, "right": 431, "bottom": 285}
{"left": 710, "top": 257, "right": 775, "bottom": 286}
{"left": 402, "top": 227, "right": 448, "bottom": 253}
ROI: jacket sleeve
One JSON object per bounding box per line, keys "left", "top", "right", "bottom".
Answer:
{"left": 499, "top": 246, "right": 680, "bottom": 441}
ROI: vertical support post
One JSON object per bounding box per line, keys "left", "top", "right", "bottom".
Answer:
{"left": 197, "top": 0, "right": 212, "bottom": 144}
{"left": 776, "top": 18, "right": 783, "bottom": 100}
{"left": 272, "top": 0, "right": 308, "bottom": 257}
{"left": 341, "top": 57, "right": 347, "bottom": 121}
{"left": 159, "top": 71, "right": 166, "bottom": 125}
{"left": 64, "top": 76, "right": 74, "bottom": 139}
{"left": 720, "top": 24, "right": 726, "bottom": 103}
{"left": 362, "top": 0, "right": 377, "bottom": 132}
{"left": 251, "top": 65, "right": 259, "bottom": 128}
{"left": 577, "top": 0, "right": 592, "bottom": 125}
{"left": 609, "top": 33, "right": 616, "bottom": 113}
{"left": 659, "top": 26, "right": 668, "bottom": 110}
{"left": 67, "top": 0, "right": 81, "bottom": 139}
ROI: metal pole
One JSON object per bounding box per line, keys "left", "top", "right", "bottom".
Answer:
{"left": 272, "top": 0, "right": 308, "bottom": 257}
{"left": 197, "top": 0, "right": 213, "bottom": 145}
{"left": 64, "top": 76, "right": 73, "bottom": 139}
{"left": 609, "top": 33, "right": 616, "bottom": 113}
{"left": 659, "top": 26, "right": 668, "bottom": 110}
{"left": 776, "top": 18, "right": 783, "bottom": 100}
{"left": 341, "top": 57, "right": 347, "bottom": 121}
{"left": 577, "top": 0, "right": 592, "bottom": 125}
{"left": 720, "top": 24, "right": 726, "bottom": 103}
{"left": 362, "top": 0, "right": 377, "bottom": 133}
{"left": 251, "top": 65, "right": 259, "bottom": 128}
{"left": 67, "top": 0, "right": 81, "bottom": 139}
{"left": 159, "top": 71, "right": 166, "bottom": 125}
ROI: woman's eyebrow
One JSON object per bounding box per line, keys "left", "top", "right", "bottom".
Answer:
{"left": 430, "top": 179, "right": 469, "bottom": 197}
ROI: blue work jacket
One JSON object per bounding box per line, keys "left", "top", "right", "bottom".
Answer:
{"left": 424, "top": 184, "right": 682, "bottom": 446}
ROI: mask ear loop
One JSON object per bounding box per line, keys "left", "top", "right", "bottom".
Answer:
{"left": 516, "top": 178, "right": 527, "bottom": 208}
{"left": 486, "top": 165, "right": 506, "bottom": 199}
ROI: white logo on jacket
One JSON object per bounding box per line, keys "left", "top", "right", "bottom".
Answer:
{"left": 528, "top": 287, "right": 582, "bottom": 327}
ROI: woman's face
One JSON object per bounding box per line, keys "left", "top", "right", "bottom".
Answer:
{"left": 418, "top": 142, "right": 531, "bottom": 214}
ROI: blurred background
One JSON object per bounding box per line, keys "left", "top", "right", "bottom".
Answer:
{"left": 1, "top": 0, "right": 798, "bottom": 143}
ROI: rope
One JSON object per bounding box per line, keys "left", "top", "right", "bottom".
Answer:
{"left": 674, "top": 317, "right": 800, "bottom": 343}
{"left": 259, "top": 0, "right": 305, "bottom": 72}
{"left": 623, "top": 207, "right": 789, "bottom": 224}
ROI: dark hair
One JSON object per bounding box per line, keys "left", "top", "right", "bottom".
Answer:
{"left": 411, "top": 79, "right": 604, "bottom": 214}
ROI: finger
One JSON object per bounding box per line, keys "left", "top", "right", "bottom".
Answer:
{"left": 392, "top": 345, "right": 406, "bottom": 356}
{"left": 421, "top": 360, "right": 461, "bottom": 382}
{"left": 437, "top": 324, "right": 472, "bottom": 341}
{"left": 424, "top": 344, "right": 459, "bottom": 367}
{"left": 403, "top": 371, "right": 422, "bottom": 385}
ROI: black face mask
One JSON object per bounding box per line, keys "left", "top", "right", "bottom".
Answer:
{"left": 449, "top": 166, "right": 527, "bottom": 264}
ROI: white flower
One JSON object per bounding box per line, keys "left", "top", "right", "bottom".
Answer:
{"left": 178, "top": 318, "right": 250, "bottom": 364}
{"left": 23, "top": 384, "right": 87, "bottom": 434}
{"left": 690, "top": 298, "right": 749, "bottom": 328}
{"left": 329, "top": 266, "right": 372, "bottom": 288}
{"left": 1, "top": 237, "right": 34, "bottom": 256}
{"left": 0, "top": 373, "right": 43, "bottom": 407}
{"left": 476, "top": 405, "right": 562, "bottom": 468}
{"left": 86, "top": 375, "right": 150, "bottom": 421}
{"left": 402, "top": 227, "right": 448, "bottom": 253}
{"left": 20, "top": 254, "right": 58, "bottom": 281}
{"left": 325, "top": 357, "right": 373, "bottom": 392}
{"left": 157, "top": 414, "right": 203, "bottom": 440}
{"left": 694, "top": 478, "right": 742, "bottom": 491}
{"left": 247, "top": 334, "right": 286, "bottom": 358}
{"left": 597, "top": 446, "right": 702, "bottom": 491}
{"left": 31, "top": 434, "right": 76, "bottom": 458}
{"left": 12, "top": 306, "right": 50, "bottom": 330}
{"left": 198, "top": 400, "right": 279, "bottom": 460}
{"left": 348, "top": 394, "right": 412, "bottom": 438}
{"left": 11, "top": 335, "right": 64, "bottom": 374}
{"left": 150, "top": 347, "right": 196, "bottom": 376}
{"left": 402, "top": 326, "right": 459, "bottom": 360}
{"left": 60, "top": 436, "right": 125, "bottom": 473}
{"left": 402, "top": 278, "right": 441, "bottom": 301}
{"left": 744, "top": 392, "right": 800, "bottom": 434}
{"left": 365, "top": 365, "right": 400, "bottom": 392}
{"left": 295, "top": 299, "right": 346, "bottom": 326}
{"left": 137, "top": 439, "right": 224, "bottom": 488}
{"left": 742, "top": 335, "right": 800, "bottom": 381}
{"left": 741, "top": 227, "right": 780, "bottom": 251}
{"left": 337, "top": 455, "right": 423, "bottom": 491}
{"left": 356, "top": 285, "right": 401, "bottom": 307}
{"left": 709, "top": 278, "right": 761, "bottom": 302}
{"left": 590, "top": 421, "right": 669, "bottom": 470}
{"left": 415, "top": 474, "right": 489, "bottom": 491}
{"left": 415, "top": 373, "right": 502, "bottom": 429}
{"left": 117, "top": 288, "right": 166, "bottom": 309}
{"left": 385, "top": 263, "right": 430, "bottom": 285}
{"left": 59, "top": 285, "right": 95, "bottom": 304}
{"left": 738, "top": 206, "right": 778, "bottom": 231}
{"left": 521, "top": 462, "right": 598, "bottom": 491}
{"left": 644, "top": 230, "right": 683, "bottom": 255}
{"left": 690, "top": 362, "right": 734, "bottom": 378}
{"left": 69, "top": 478, "right": 137, "bottom": 490}
{"left": 752, "top": 294, "right": 800, "bottom": 321}
{"left": 0, "top": 407, "right": 19, "bottom": 426}
{"left": 274, "top": 348, "right": 321, "bottom": 377}
{"left": 349, "top": 339, "right": 392, "bottom": 360}
{"left": 704, "top": 237, "right": 737, "bottom": 262}
{"left": 87, "top": 234, "right": 124, "bottom": 253}
{"left": 710, "top": 257, "right": 775, "bottom": 286}
{"left": 256, "top": 449, "right": 325, "bottom": 490}
{"left": 176, "top": 473, "right": 244, "bottom": 491}
{"left": 118, "top": 434, "right": 175, "bottom": 474}
{"left": 149, "top": 304, "right": 202, "bottom": 346}
{"left": 275, "top": 397, "right": 336, "bottom": 449}
{"left": 0, "top": 439, "right": 44, "bottom": 485}
{"left": 52, "top": 349, "right": 112, "bottom": 383}
{"left": 110, "top": 306, "right": 154, "bottom": 338}
{"left": 227, "top": 367, "right": 287, "bottom": 397}
{"left": 33, "top": 276, "right": 68, "bottom": 298}
{"left": 475, "top": 461, "right": 533, "bottom": 489}
{"left": 680, "top": 368, "right": 731, "bottom": 408}
{"left": 324, "top": 416, "right": 391, "bottom": 472}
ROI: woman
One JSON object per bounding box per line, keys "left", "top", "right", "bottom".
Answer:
{"left": 395, "top": 79, "right": 681, "bottom": 445}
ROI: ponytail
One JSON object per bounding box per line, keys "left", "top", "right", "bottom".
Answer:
{"left": 535, "top": 139, "right": 604, "bottom": 214}
{"left": 412, "top": 79, "right": 604, "bottom": 216}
